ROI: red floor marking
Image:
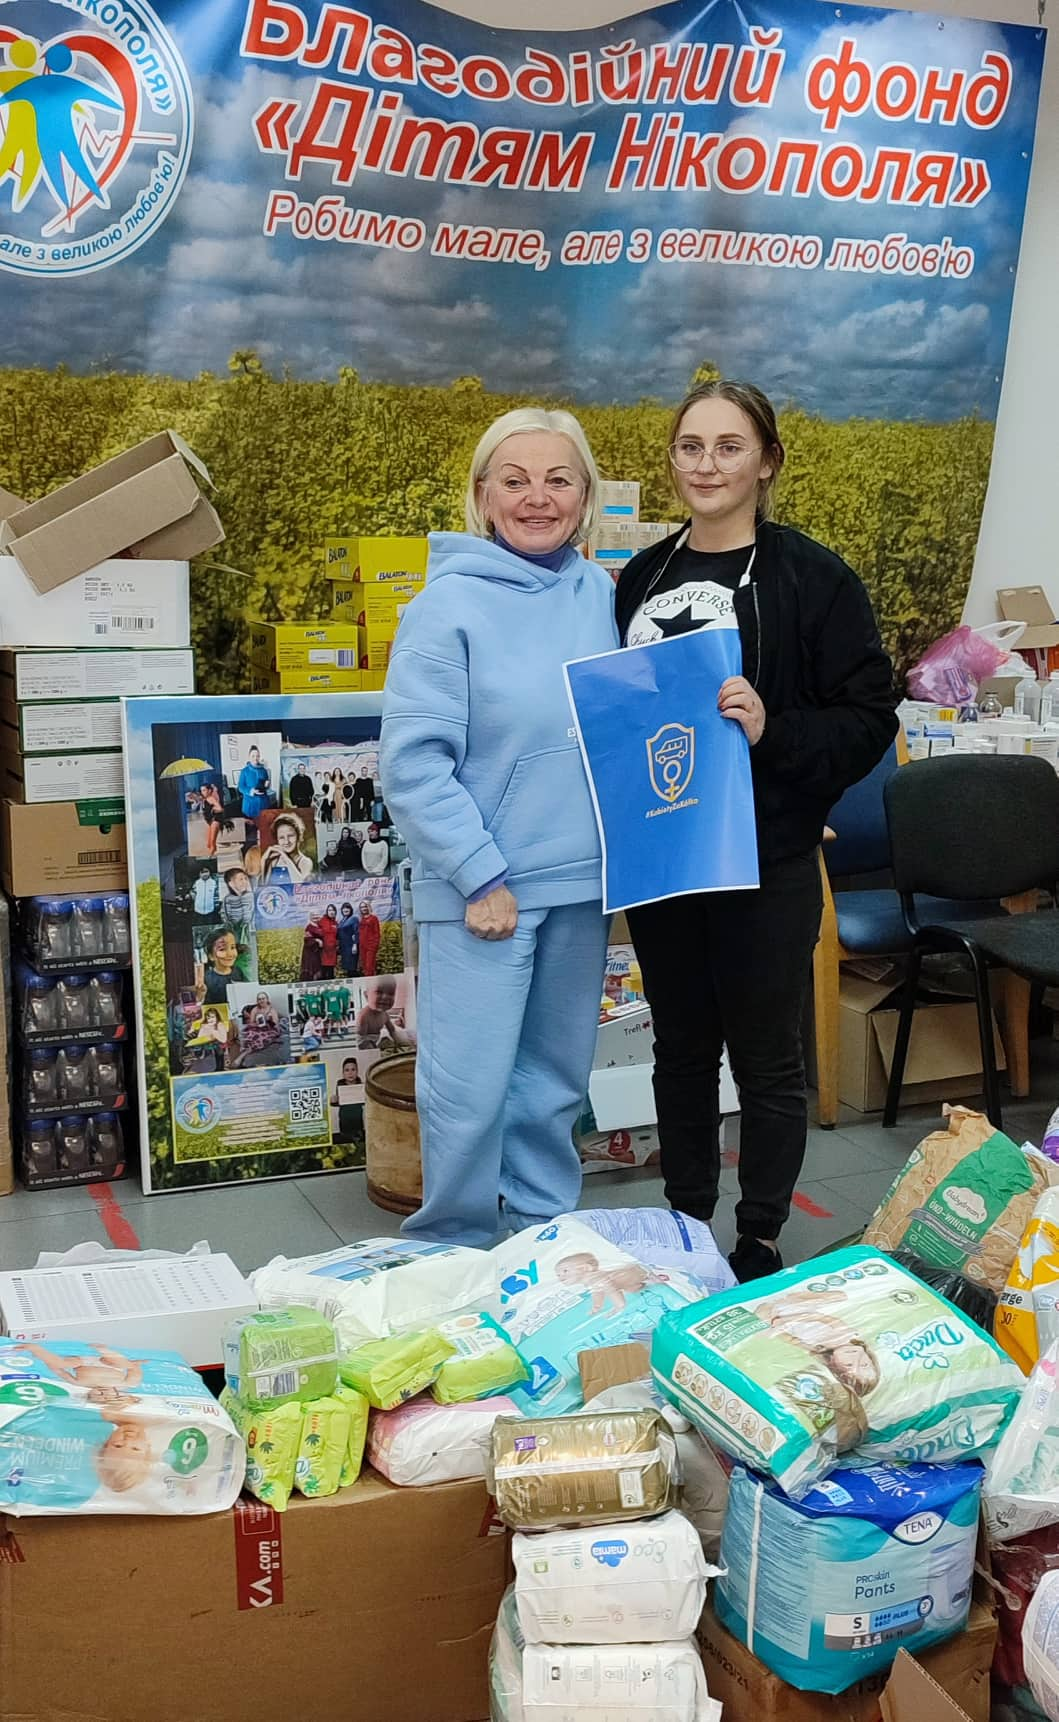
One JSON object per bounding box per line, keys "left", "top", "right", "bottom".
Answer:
{"left": 90, "top": 1183, "right": 142, "bottom": 1250}
{"left": 792, "top": 1190, "right": 834, "bottom": 1219}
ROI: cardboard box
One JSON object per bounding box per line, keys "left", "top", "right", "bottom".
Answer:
{"left": 0, "top": 647, "right": 195, "bottom": 702}
{"left": 0, "top": 431, "right": 223, "bottom": 593}
{"left": 579, "top": 1340, "right": 651, "bottom": 1401}
{"left": 0, "top": 695, "right": 122, "bottom": 753}
{"left": 0, "top": 1474, "right": 509, "bottom": 1722}
{"left": 0, "top": 747, "right": 125, "bottom": 805}
{"left": 0, "top": 1251, "right": 255, "bottom": 1369}
{"left": 997, "top": 585, "right": 1059, "bottom": 651}
{"left": 0, "top": 798, "right": 127, "bottom": 896}
{"left": 0, "top": 897, "right": 11, "bottom": 1199}
{"left": 592, "top": 520, "right": 678, "bottom": 574}
{"left": 698, "top": 1591, "right": 995, "bottom": 1722}
{"left": 819, "top": 969, "right": 1006, "bottom": 1113}
{"left": 0, "top": 554, "right": 191, "bottom": 647}
{"left": 325, "top": 534, "right": 429, "bottom": 585}
{"left": 331, "top": 578, "right": 423, "bottom": 629}
{"left": 599, "top": 480, "right": 640, "bottom": 519}
{"left": 881, "top": 1651, "right": 974, "bottom": 1722}
{"left": 250, "top": 665, "right": 370, "bottom": 694}
{"left": 248, "top": 619, "right": 362, "bottom": 670}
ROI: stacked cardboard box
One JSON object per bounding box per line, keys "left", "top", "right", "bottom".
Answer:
{"left": 248, "top": 619, "right": 381, "bottom": 694}
{"left": 326, "top": 535, "right": 428, "bottom": 681}
{"left": 591, "top": 482, "right": 680, "bottom": 580}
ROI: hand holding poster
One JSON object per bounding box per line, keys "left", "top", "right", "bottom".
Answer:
{"left": 565, "top": 631, "right": 759, "bottom": 913}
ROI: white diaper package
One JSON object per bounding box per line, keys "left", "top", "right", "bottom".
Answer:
{"left": 1024, "top": 1569, "right": 1059, "bottom": 1721}
{"left": 575, "top": 1209, "right": 736, "bottom": 1297}
{"left": 490, "top": 1588, "right": 721, "bottom": 1722}
{"left": 495, "top": 1219, "right": 698, "bottom": 1416}
{"left": 513, "top": 1510, "right": 715, "bottom": 1645}
{"left": 251, "top": 1239, "right": 496, "bottom": 1349}
{"left": 584, "top": 1385, "right": 730, "bottom": 1561}
{"left": 367, "top": 1395, "right": 520, "bottom": 1487}
{"left": 985, "top": 1342, "right": 1059, "bottom": 1543}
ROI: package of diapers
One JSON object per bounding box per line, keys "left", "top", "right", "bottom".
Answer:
{"left": 224, "top": 1306, "right": 338, "bottom": 1407}
{"left": 335, "top": 1383, "right": 369, "bottom": 1486}
{"left": 251, "top": 1239, "right": 495, "bottom": 1349}
{"left": 368, "top": 1395, "right": 519, "bottom": 1487}
{"left": 652, "top": 1246, "right": 1022, "bottom": 1498}
{"left": 1023, "top": 1570, "right": 1059, "bottom": 1721}
{"left": 432, "top": 1312, "right": 528, "bottom": 1404}
{"left": 221, "top": 1389, "right": 302, "bottom": 1511}
{"left": 997, "top": 1187, "right": 1059, "bottom": 1374}
{"left": 716, "top": 1460, "right": 981, "bottom": 1694}
{"left": 294, "top": 1395, "right": 350, "bottom": 1497}
{"left": 339, "top": 1328, "right": 455, "bottom": 1410}
{"left": 490, "top": 1587, "right": 721, "bottom": 1722}
{"left": 495, "top": 1219, "right": 698, "bottom": 1416}
{"left": 0, "top": 1339, "right": 244, "bottom": 1516}
{"left": 985, "top": 1342, "right": 1059, "bottom": 1544}
{"left": 864, "top": 1107, "right": 1055, "bottom": 1292}
{"left": 490, "top": 1408, "right": 679, "bottom": 1531}
{"left": 514, "top": 1509, "right": 715, "bottom": 1644}
{"left": 584, "top": 1384, "right": 731, "bottom": 1562}
{"left": 575, "top": 1209, "right": 736, "bottom": 1297}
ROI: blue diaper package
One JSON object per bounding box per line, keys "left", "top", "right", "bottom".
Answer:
{"left": 715, "top": 1459, "right": 982, "bottom": 1694}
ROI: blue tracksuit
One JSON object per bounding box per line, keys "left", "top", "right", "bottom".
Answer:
{"left": 381, "top": 532, "right": 617, "bottom": 1246}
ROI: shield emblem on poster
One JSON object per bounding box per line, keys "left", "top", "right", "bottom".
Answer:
{"left": 646, "top": 723, "right": 696, "bottom": 805}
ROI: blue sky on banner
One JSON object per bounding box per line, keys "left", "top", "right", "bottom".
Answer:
{"left": 2, "top": 0, "right": 1044, "bottom": 417}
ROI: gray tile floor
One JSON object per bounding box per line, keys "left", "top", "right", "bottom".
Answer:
{"left": 2, "top": 1056, "right": 1057, "bottom": 1275}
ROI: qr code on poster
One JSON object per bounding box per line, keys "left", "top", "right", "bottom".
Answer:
{"left": 289, "top": 1085, "right": 325, "bottom": 1124}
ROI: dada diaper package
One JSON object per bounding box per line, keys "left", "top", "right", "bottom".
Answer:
{"left": 495, "top": 1218, "right": 698, "bottom": 1417}
{"left": 716, "top": 1460, "right": 982, "bottom": 1694}
{"left": 651, "top": 1246, "right": 1022, "bottom": 1498}
{"left": 490, "top": 1408, "right": 679, "bottom": 1532}
{"left": 368, "top": 1395, "right": 519, "bottom": 1487}
{"left": 251, "top": 1239, "right": 496, "bottom": 1349}
{"left": 0, "top": 1338, "right": 244, "bottom": 1516}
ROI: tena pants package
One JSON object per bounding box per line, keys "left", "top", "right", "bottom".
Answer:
{"left": 1023, "top": 1569, "right": 1059, "bottom": 1721}
{"left": 338, "top": 1327, "right": 455, "bottom": 1410}
{"left": 863, "top": 1107, "right": 1056, "bottom": 1293}
{"left": 494, "top": 1218, "right": 698, "bottom": 1416}
{"left": 250, "top": 1239, "right": 496, "bottom": 1349}
{"left": 335, "top": 1383, "right": 369, "bottom": 1486}
{"left": 221, "top": 1388, "right": 302, "bottom": 1512}
{"left": 432, "top": 1312, "right": 528, "bottom": 1404}
{"left": 513, "top": 1509, "right": 716, "bottom": 1645}
{"left": 716, "top": 1460, "right": 982, "bottom": 1694}
{"left": 574, "top": 1209, "right": 736, "bottom": 1296}
{"left": 489, "top": 1587, "right": 721, "bottom": 1722}
{"left": 985, "top": 1342, "right": 1059, "bottom": 1544}
{"left": 368, "top": 1395, "right": 520, "bottom": 1486}
{"left": 294, "top": 1395, "right": 350, "bottom": 1497}
{"left": 583, "top": 1384, "right": 730, "bottom": 1562}
{"left": 490, "top": 1408, "right": 679, "bottom": 1531}
{"left": 223, "top": 1306, "right": 338, "bottom": 1407}
{"left": 651, "top": 1245, "right": 1022, "bottom": 1498}
{"left": 0, "top": 1339, "right": 245, "bottom": 1516}
{"left": 997, "top": 1187, "right": 1059, "bottom": 1374}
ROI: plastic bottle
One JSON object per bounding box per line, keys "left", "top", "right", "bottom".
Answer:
{"left": 1015, "top": 674, "right": 1044, "bottom": 722}
{"left": 71, "top": 896, "right": 106, "bottom": 959}
{"left": 104, "top": 892, "right": 131, "bottom": 957}
{"left": 1041, "top": 671, "right": 1059, "bottom": 727}
{"left": 91, "top": 1112, "right": 123, "bottom": 1169}
{"left": 59, "top": 1046, "right": 92, "bottom": 1103}
{"left": 58, "top": 1114, "right": 91, "bottom": 1174}
{"left": 92, "top": 1043, "right": 122, "bottom": 1099}
{"left": 23, "top": 973, "right": 61, "bottom": 1036}
{"left": 26, "top": 1049, "right": 59, "bottom": 1109}
{"left": 25, "top": 1119, "right": 59, "bottom": 1180}
{"left": 35, "top": 898, "right": 72, "bottom": 962}
{"left": 58, "top": 975, "right": 92, "bottom": 1033}
{"left": 91, "top": 972, "right": 124, "bottom": 1028}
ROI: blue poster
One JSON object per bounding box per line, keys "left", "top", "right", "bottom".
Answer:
{"left": 565, "top": 632, "right": 759, "bottom": 913}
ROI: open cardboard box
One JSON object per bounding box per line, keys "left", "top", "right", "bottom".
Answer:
{"left": 997, "top": 584, "right": 1059, "bottom": 652}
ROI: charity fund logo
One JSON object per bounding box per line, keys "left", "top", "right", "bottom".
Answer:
{"left": 646, "top": 722, "right": 696, "bottom": 806}
{"left": 0, "top": 0, "right": 193, "bottom": 276}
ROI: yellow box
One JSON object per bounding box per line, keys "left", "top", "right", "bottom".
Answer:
{"left": 249, "top": 620, "right": 363, "bottom": 672}
{"left": 361, "top": 637, "right": 392, "bottom": 673}
{"left": 250, "top": 666, "right": 366, "bottom": 694}
{"left": 362, "top": 670, "right": 387, "bottom": 692}
{"left": 323, "top": 536, "right": 359, "bottom": 573}
{"left": 331, "top": 579, "right": 423, "bottom": 629}
{"left": 325, "top": 536, "right": 429, "bottom": 586}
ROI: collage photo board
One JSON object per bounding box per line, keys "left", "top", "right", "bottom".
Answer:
{"left": 123, "top": 694, "right": 417, "bottom": 1192}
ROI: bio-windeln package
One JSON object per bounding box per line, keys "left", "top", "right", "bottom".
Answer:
{"left": 716, "top": 1460, "right": 982, "bottom": 1694}
{"left": 251, "top": 1239, "right": 495, "bottom": 1349}
{"left": 651, "top": 1246, "right": 1022, "bottom": 1498}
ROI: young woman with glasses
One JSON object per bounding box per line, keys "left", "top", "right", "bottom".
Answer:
{"left": 615, "top": 379, "right": 898, "bottom": 1283}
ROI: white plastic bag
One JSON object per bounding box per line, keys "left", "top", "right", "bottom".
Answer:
{"left": 574, "top": 1209, "right": 735, "bottom": 1296}
{"left": 251, "top": 1239, "right": 496, "bottom": 1349}
{"left": 1023, "top": 1569, "right": 1059, "bottom": 1720}
{"left": 367, "top": 1395, "right": 518, "bottom": 1487}
{"left": 986, "top": 1342, "right": 1059, "bottom": 1544}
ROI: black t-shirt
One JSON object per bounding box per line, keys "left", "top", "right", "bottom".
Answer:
{"left": 625, "top": 543, "right": 756, "bottom": 647}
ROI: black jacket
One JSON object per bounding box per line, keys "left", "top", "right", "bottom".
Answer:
{"left": 615, "top": 521, "right": 899, "bottom": 866}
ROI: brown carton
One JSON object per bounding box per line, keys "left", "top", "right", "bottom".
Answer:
{"left": 996, "top": 585, "right": 1059, "bottom": 651}
{"left": 0, "top": 798, "right": 128, "bottom": 896}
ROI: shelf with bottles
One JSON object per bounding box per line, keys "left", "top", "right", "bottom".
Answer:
{"left": 17, "top": 963, "right": 128, "bottom": 1046}
{"left": 19, "top": 1110, "right": 127, "bottom": 1190}
{"left": 23, "top": 1041, "right": 127, "bottom": 1119}
{"left": 16, "top": 893, "right": 132, "bottom": 974}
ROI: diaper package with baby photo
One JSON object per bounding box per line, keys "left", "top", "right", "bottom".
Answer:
{"left": 996, "top": 1187, "right": 1059, "bottom": 1374}
{"left": 223, "top": 1306, "right": 338, "bottom": 1408}
{"left": 864, "top": 1107, "right": 1056, "bottom": 1292}
{"left": 368, "top": 1395, "right": 520, "bottom": 1487}
{"left": 575, "top": 1209, "right": 736, "bottom": 1297}
{"left": 652, "top": 1246, "right": 1022, "bottom": 1498}
{"left": 251, "top": 1239, "right": 496, "bottom": 1350}
{"left": 490, "top": 1408, "right": 679, "bottom": 1531}
{"left": 985, "top": 1341, "right": 1059, "bottom": 1544}
{"left": 513, "top": 1509, "right": 715, "bottom": 1645}
{"left": 495, "top": 1219, "right": 698, "bottom": 1416}
{"left": 0, "top": 1338, "right": 244, "bottom": 1516}
{"left": 490, "top": 1587, "right": 721, "bottom": 1722}
{"left": 432, "top": 1312, "right": 528, "bottom": 1404}
{"left": 716, "top": 1460, "right": 981, "bottom": 1694}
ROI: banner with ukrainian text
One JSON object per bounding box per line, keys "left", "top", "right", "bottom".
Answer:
{"left": 0, "top": 0, "right": 1045, "bottom": 682}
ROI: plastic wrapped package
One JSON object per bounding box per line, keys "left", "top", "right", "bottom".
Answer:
{"left": 223, "top": 1306, "right": 338, "bottom": 1407}
{"left": 489, "top": 1588, "right": 721, "bottom": 1722}
{"left": 1023, "top": 1570, "right": 1059, "bottom": 1721}
{"left": 986, "top": 1344, "right": 1059, "bottom": 1544}
{"left": 652, "top": 1246, "right": 1022, "bottom": 1499}
{"left": 432, "top": 1312, "right": 528, "bottom": 1403}
{"left": 294, "top": 1396, "right": 350, "bottom": 1497}
{"left": 490, "top": 1408, "right": 679, "bottom": 1531}
{"left": 997, "top": 1189, "right": 1059, "bottom": 1374}
{"left": 583, "top": 1384, "right": 730, "bottom": 1562}
{"left": 221, "top": 1389, "right": 301, "bottom": 1512}
{"left": 335, "top": 1384, "right": 369, "bottom": 1486}
{"left": 338, "top": 1327, "right": 455, "bottom": 1409}
{"left": 573, "top": 1209, "right": 736, "bottom": 1296}
{"left": 513, "top": 1509, "right": 715, "bottom": 1644}
{"left": 251, "top": 1239, "right": 496, "bottom": 1349}
{"left": 716, "top": 1460, "right": 982, "bottom": 1694}
{"left": 368, "top": 1396, "right": 520, "bottom": 1487}
{"left": 0, "top": 1339, "right": 245, "bottom": 1516}
{"left": 890, "top": 1249, "right": 997, "bottom": 1333}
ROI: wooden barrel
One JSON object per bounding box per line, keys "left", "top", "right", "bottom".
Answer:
{"left": 364, "top": 1054, "right": 422, "bottom": 1215}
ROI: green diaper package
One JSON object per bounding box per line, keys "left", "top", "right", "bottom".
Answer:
{"left": 220, "top": 1389, "right": 302, "bottom": 1512}
{"left": 294, "top": 1396, "right": 351, "bottom": 1498}
{"left": 339, "top": 1328, "right": 456, "bottom": 1410}
{"left": 224, "top": 1307, "right": 338, "bottom": 1408}
{"left": 334, "top": 1384, "right": 370, "bottom": 1487}
{"left": 652, "top": 1246, "right": 1023, "bottom": 1499}
{"left": 432, "top": 1313, "right": 528, "bottom": 1404}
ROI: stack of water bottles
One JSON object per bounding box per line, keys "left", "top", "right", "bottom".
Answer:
{"left": 14, "top": 893, "right": 132, "bottom": 1188}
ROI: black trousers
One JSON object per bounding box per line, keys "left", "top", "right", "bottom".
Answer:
{"left": 627, "top": 851, "right": 822, "bottom": 1240}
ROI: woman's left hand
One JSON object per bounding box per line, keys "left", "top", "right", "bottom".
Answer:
{"left": 718, "top": 676, "right": 766, "bottom": 746}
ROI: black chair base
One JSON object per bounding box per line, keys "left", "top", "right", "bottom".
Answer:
{"left": 882, "top": 935, "right": 1003, "bottom": 1130}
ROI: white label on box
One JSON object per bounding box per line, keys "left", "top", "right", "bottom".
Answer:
{"left": 16, "top": 750, "right": 125, "bottom": 803}
{"left": 19, "top": 700, "right": 122, "bottom": 752}
{"left": 12, "top": 650, "right": 195, "bottom": 700}
{"left": 88, "top": 607, "right": 160, "bottom": 639}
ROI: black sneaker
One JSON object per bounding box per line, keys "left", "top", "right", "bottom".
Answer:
{"left": 729, "top": 1236, "right": 783, "bottom": 1284}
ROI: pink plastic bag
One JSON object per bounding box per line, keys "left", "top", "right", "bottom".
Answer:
{"left": 907, "top": 625, "right": 1006, "bottom": 704}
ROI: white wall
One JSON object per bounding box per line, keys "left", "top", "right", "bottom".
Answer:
{"left": 439, "top": 0, "right": 1054, "bottom": 627}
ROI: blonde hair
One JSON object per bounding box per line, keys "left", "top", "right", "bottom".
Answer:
{"left": 465, "top": 408, "right": 601, "bottom": 544}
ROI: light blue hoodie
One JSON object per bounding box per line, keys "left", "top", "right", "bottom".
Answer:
{"left": 381, "top": 532, "right": 618, "bottom": 922}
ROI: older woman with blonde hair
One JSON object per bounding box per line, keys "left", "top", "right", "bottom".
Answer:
{"left": 381, "top": 407, "right": 617, "bottom": 1246}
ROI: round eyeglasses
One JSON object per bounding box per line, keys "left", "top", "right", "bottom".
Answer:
{"left": 668, "top": 438, "right": 761, "bottom": 475}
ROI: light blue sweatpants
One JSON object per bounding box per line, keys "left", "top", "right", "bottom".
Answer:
{"left": 402, "top": 902, "right": 608, "bottom": 1248}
